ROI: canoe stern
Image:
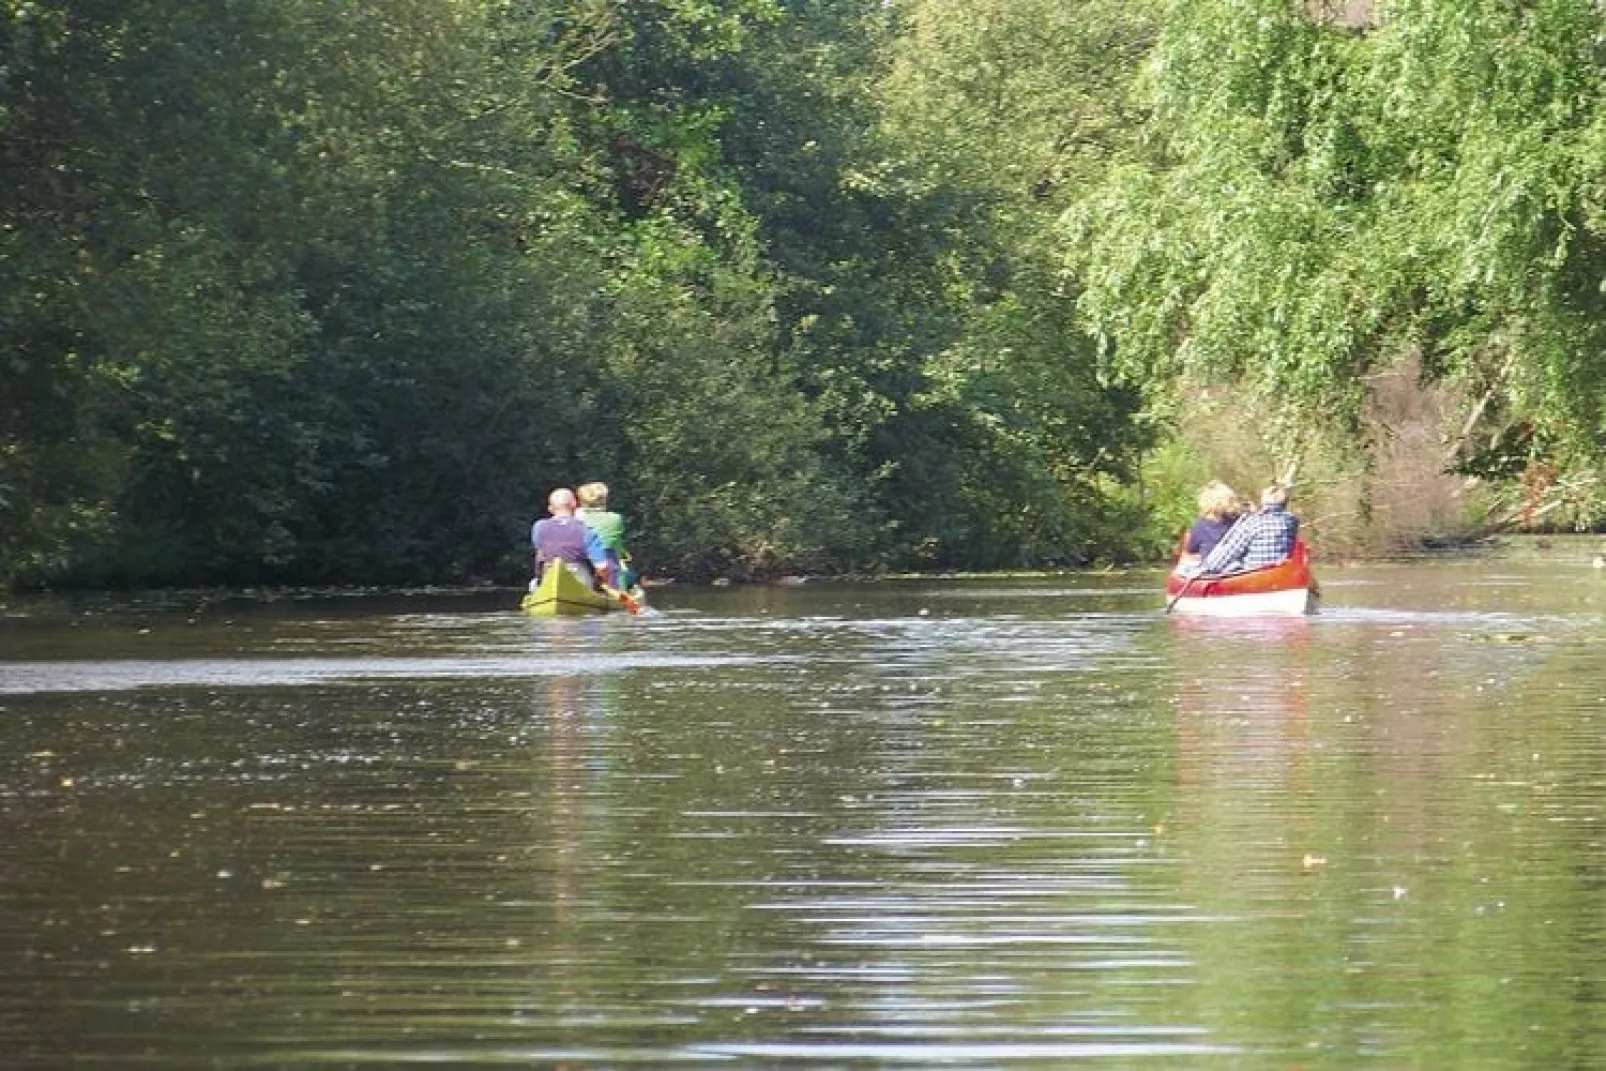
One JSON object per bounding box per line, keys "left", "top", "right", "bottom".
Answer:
{"left": 1165, "top": 538, "right": 1318, "bottom": 617}
{"left": 522, "top": 564, "right": 618, "bottom": 616}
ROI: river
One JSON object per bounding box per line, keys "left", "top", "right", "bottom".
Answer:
{"left": 2, "top": 558, "right": 1604, "bottom": 1066}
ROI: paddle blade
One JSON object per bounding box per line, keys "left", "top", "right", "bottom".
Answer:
{"left": 604, "top": 585, "right": 643, "bottom": 615}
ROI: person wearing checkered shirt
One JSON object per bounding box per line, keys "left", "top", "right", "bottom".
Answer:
{"left": 1199, "top": 483, "right": 1299, "bottom": 574}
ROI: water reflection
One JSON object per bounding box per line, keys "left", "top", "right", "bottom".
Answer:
{"left": 1161, "top": 591, "right": 1606, "bottom": 1064}
{"left": 1, "top": 570, "right": 1605, "bottom": 1065}
{"left": 527, "top": 644, "right": 604, "bottom": 1069}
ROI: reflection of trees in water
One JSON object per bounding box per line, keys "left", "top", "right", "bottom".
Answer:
{"left": 1164, "top": 614, "right": 1606, "bottom": 1060}
{"left": 1169, "top": 618, "right": 1393, "bottom": 1051}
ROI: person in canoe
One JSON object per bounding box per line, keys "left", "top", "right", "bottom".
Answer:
{"left": 576, "top": 481, "right": 638, "bottom": 592}
{"left": 1175, "top": 480, "right": 1244, "bottom": 576}
{"left": 1199, "top": 483, "right": 1299, "bottom": 574}
{"left": 532, "top": 487, "right": 611, "bottom": 590}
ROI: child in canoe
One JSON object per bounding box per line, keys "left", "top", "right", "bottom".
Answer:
{"left": 577, "top": 481, "right": 641, "bottom": 594}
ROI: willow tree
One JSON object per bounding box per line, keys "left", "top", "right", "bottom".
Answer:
{"left": 1068, "top": 0, "right": 1606, "bottom": 526}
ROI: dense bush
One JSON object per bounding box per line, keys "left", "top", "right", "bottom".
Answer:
{"left": 6, "top": 0, "right": 1604, "bottom": 589}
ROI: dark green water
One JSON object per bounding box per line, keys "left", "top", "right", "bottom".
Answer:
{"left": 2, "top": 561, "right": 1604, "bottom": 1066}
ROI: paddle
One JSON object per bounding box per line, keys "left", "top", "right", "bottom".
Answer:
{"left": 1165, "top": 572, "right": 1199, "bottom": 614}
{"left": 603, "top": 584, "right": 644, "bottom": 615}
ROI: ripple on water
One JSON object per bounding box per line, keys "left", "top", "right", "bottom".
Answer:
{"left": 5, "top": 567, "right": 1606, "bottom": 1067}
{"left": 0, "top": 653, "right": 768, "bottom": 694}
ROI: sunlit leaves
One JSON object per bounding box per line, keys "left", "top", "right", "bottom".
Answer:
{"left": 862, "top": 0, "right": 1164, "bottom": 564}
{"left": 1070, "top": 0, "right": 1606, "bottom": 493}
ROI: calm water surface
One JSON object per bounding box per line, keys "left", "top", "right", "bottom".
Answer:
{"left": 2, "top": 561, "right": 1604, "bottom": 1066}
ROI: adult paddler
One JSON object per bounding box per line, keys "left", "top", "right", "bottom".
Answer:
{"left": 532, "top": 487, "right": 611, "bottom": 588}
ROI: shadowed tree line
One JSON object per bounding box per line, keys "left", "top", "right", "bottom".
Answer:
{"left": 0, "top": 0, "right": 1153, "bottom": 587}
{"left": 4, "top": 0, "right": 1604, "bottom": 588}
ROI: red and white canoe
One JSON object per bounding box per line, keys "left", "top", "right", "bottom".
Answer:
{"left": 1164, "top": 538, "right": 1319, "bottom": 616}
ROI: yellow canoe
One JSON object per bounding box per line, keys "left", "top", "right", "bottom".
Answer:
{"left": 521, "top": 564, "right": 621, "bottom": 616}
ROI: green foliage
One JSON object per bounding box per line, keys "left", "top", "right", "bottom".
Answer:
{"left": 1070, "top": 0, "right": 1606, "bottom": 521}
{"left": 1, "top": 0, "right": 624, "bottom": 585}
{"left": 0, "top": 0, "right": 905, "bottom": 587}
{"left": 592, "top": 207, "right": 877, "bottom": 580}
{"left": 882, "top": 0, "right": 1160, "bottom": 196}
{"left": 0, "top": 0, "right": 1325, "bottom": 588}
{"left": 867, "top": 0, "right": 1161, "bottom": 565}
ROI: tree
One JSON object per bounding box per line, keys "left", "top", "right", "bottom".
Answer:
{"left": 866, "top": 0, "right": 1162, "bottom": 563}
{"left": 1, "top": 0, "right": 630, "bottom": 585}
{"left": 1068, "top": 0, "right": 1606, "bottom": 525}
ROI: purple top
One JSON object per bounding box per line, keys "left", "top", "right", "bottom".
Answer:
{"left": 1185, "top": 515, "right": 1237, "bottom": 557}
{"left": 533, "top": 516, "right": 608, "bottom": 572}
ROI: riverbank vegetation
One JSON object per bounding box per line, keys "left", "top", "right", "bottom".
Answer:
{"left": 5, "top": 0, "right": 1605, "bottom": 587}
